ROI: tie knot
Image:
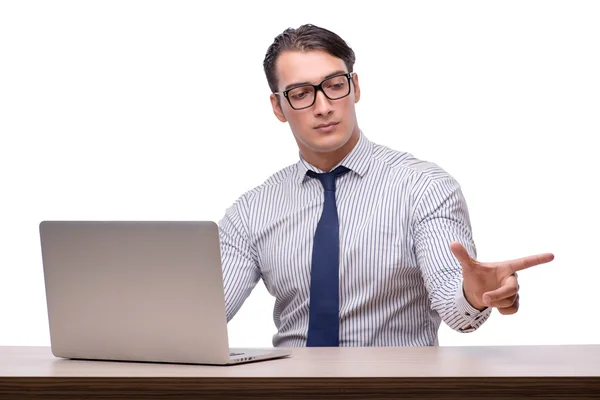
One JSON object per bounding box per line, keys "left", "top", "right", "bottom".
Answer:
{"left": 307, "top": 166, "right": 350, "bottom": 192}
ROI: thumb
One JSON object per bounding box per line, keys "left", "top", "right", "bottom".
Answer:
{"left": 450, "top": 241, "right": 474, "bottom": 267}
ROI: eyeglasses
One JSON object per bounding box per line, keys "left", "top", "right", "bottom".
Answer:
{"left": 274, "top": 72, "right": 354, "bottom": 110}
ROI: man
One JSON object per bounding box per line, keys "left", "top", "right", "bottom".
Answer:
{"left": 218, "top": 24, "right": 554, "bottom": 347}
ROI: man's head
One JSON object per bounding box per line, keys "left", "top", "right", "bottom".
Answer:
{"left": 263, "top": 24, "right": 361, "bottom": 165}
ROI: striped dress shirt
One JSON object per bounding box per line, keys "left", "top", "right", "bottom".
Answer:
{"left": 219, "top": 132, "right": 492, "bottom": 347}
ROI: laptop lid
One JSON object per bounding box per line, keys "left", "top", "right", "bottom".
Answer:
{"left": 39, "top": 221, "right": 238, "bottom": 365}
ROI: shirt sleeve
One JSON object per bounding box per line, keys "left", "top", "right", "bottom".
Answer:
{"left": 412, "top": 173, "right": 492, "bottom": 333}
{"left": 218, "top": 198, "right": 261, "bottom": 323}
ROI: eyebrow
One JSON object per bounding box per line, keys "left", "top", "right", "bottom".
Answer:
{"left": 284, "top": 70, "right": 348, "bottom": 91}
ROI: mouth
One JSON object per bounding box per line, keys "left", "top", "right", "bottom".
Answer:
{"left": 314, "top": 122, "right": 339, "bottom": 133}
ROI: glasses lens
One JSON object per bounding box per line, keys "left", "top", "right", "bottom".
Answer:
{"left": 322, "top": 75, "right": 350, "bottom": 99}
{"left": 288, "top": 86, "right": 315, "bottom": 109}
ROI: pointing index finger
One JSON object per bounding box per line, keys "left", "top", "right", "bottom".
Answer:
{"left": 502, "top": 253, "right": 555, "bottom": 274}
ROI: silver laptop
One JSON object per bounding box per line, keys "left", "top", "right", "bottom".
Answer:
{"left": 39, "top": 221, "right": 290, "bottom": 365}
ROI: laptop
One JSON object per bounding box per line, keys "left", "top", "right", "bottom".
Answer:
{"left": 39, "top": 221, "right": 291, "bottom": 365}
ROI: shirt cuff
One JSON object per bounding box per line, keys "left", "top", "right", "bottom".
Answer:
{"left": 454, "top": 280, "right": 492, "bottom": 332}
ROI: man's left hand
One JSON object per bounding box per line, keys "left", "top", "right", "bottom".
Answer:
{"left": 450, "top": 242, "right": 554, "bottom": 314}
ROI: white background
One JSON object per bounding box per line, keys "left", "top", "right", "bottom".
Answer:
{"left": 1, "top": 1, "right": 598, "bottom": 348}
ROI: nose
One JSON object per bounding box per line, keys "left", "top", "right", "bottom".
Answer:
{"left": 312, "top": 89, "right": 334, "bottom": 117}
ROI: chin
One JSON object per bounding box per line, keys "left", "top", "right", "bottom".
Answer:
{"left": 305, "top": 129, "right": 351, "bottom": 153}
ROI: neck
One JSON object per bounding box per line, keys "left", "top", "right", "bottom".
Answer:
{"left": 300, "top": 128, "right": 360, "bottom": 172}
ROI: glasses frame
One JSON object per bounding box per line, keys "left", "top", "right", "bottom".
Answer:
{"left": 274, "top": 72, "right": 354, "bottom": 110}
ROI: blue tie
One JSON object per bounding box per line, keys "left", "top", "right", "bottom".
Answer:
{"left": 306, "top": 165, "right": 350, "bottom": 347}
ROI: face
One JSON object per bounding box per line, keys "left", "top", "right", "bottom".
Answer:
{"left": 270, "top": 50, "right": 361, "bottom": 162}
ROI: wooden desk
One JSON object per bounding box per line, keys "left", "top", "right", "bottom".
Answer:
{"left": 1, "top": 345, "right": 599, "bottom": 399}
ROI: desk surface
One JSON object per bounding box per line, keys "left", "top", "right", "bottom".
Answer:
{"left": 1, "top": 345, "right": 600, "bottom": 399}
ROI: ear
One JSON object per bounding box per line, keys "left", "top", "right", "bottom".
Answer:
{"left": 352, "top": 73, "right": 361, "bottom": 103}
{"left": 270, "top": 94, "right": 288, "bottom": 123}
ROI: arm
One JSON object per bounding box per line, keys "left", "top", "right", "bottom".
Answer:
{"left": 412, "top": 174, "right": 492, "bottom": 333}
{"left": 218, "top": 199, "right": 261, "bottom": 323}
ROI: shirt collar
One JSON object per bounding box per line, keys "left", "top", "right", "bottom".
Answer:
{"left": 295, "top": 130, "right": 373, "bottom": 184}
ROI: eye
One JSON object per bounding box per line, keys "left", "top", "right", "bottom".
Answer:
{"left": 290, "top": 90, "right": 310, "bottom": 100}
{"left": 326, "top": 82, "right": 346, "bottom": 90}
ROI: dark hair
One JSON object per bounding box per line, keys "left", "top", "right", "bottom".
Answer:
{"left": 263, "top": 24, "right": 356, "bottom": 93}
